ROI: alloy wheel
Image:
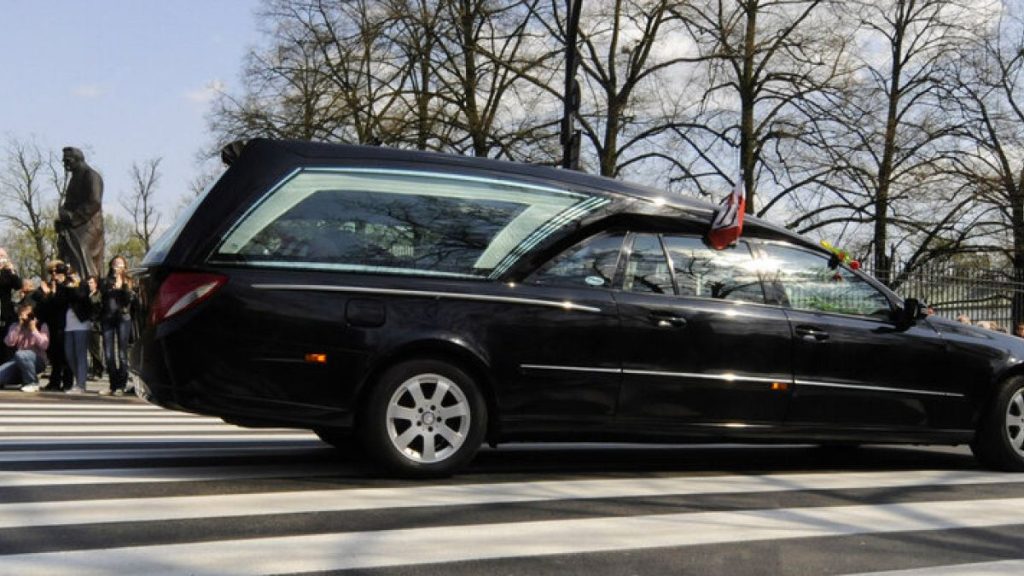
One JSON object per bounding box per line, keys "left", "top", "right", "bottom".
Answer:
{"left": 385, "top": 372, "right": 471, "bottom": 464}
{"left": 1006, "top": 388, "right": 1024, "bottom": 458}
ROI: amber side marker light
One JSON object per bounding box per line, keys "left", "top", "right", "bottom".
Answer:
{"left": 771, "top": 382, "right": 790, "bottom": 391}
{"left": 305, "top": 353, "right": 328, "bottom": 364}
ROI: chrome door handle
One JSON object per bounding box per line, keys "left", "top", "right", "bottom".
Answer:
{"left": 650, "top": 311, "right": 687, "bottom": 329}
{"left": 795, "top": 325, "right": 829, "bottom": 341}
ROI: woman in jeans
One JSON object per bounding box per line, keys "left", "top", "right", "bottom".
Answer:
{"left": 99, "top": 256, "right": 135, "bottom": 396}
{"left": 63, "top": 269, "right": 94, "bottom": 395}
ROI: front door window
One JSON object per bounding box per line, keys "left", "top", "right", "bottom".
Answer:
{"left": 757, "top": 244, "right": 892, "bottom": 318}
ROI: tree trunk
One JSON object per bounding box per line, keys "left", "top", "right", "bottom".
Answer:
{"left": 873, "top": 2, "right": 909, "bottom": 286}
{"left": 1012, "top": 176, "right": 1024, "bottom": 330}
{"left": 740, "top": 1, "right": 758, "bottom": 214}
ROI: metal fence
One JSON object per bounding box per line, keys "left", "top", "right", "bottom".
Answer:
{"left": 877, "top": 264, "right": 1024, "bottom": 330}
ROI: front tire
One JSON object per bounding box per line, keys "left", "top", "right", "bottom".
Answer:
{"left": 971, "top": 376, "right": 1024, "bottom": 471}
{"left": 361, "top": 359, "right": 487, "bottom": 477}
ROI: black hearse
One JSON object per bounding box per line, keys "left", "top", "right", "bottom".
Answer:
{"left": 129, "top": 139, "right": 1024, "bottom": 476}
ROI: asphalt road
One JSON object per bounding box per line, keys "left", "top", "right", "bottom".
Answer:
{"left": 1, "top": 388, "right": 1023, "bottom": 575}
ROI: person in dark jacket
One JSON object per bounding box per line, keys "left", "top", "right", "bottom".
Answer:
{"left": 86, "top": 275, "right": 104, "bottom": 379}
{"left": 0, "top": 247, "right": 23, "bottom": 363}
{"left": 98, "top": 256, "right": 135, "bottom": 395}
{"left": 37, "top": 261, "right": 76, "bottom": 391}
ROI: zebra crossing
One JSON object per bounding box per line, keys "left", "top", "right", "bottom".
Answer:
{"left": 1, "top": 396, "right": 1023, "bottom": 575}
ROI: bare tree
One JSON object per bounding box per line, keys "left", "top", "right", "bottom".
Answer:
{"left": 790, "top": 0, "right": 987, "bottom": 283}
{"left": 672, "top": 0, "right": 849, "bottom": 213}
{"left": 945, "top": 3, "right": 1024, "bottom": 323}
{"left": 377, "top": 0, "right": 448, "bottom": 150}
{"left": 121, "top": 158, "right": 163, "bottom": 253}
{"left": 522, "top": 0, "right": 714, "bottom": 176}
{"left": 210, "top": 0, "right": 405, "bottom": 146}
{"left": 427, "top": 0, "right": 552, "bottom": 157}
{"left": 0, "top": 137, "right": 61, "bottom": 276}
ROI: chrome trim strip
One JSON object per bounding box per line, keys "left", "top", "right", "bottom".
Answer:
{"left": 520, "top": 364, "right": 622, "bottom": 374}
{"left": 252, "top": 284, "right": 603, "bottom": 313}
{"left": 519, "top": 366, "right": 786, "bottom": 384}
{"left": 516, "top": 368, "right": 963, "bottom": 399}
{"left": 794, "top": 380, "right": 966, "bottom": 398}
{"left": 301, "top": 167, "right": 581, "bottom": 196}
{"left": 693, "top": 422, "right": 773, "bottom": 429}
{"left": 623, "top": 370, "right": 784, "bottom": 384}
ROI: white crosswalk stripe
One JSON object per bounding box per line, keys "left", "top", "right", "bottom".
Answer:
{"left": 1, "top": 396, "right": 1022, "bottom": 575}
{"left": 3, "top": 497, "right": 1024, "bottom": 576}
{"left": 848, "top": 561, "right": 1024, "bottom": 575}
{"left": 3, "top": 469, "right": 1024, "bottom": 529}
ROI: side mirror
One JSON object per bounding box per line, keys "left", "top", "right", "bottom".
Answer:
{"left": 896, "top": 297, "right": 927, "bottom": 328}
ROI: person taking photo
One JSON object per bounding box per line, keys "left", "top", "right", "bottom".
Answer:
{"left": 99, "top": 256, "right": 135, "bottom": 396}
{"left": 0, "top": 302, "right": 49, "bottom": 392}
{"left": 0, "top": 248, "right": 23, "bottom": 363}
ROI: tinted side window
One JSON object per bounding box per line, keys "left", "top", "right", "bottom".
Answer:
{"left": 758, "top": 244, "right": 892, "bottom": 317}
{"left": 211, "top": 169, "right": 608, "bottom": 279}
{"left": 529, "top": 233, "right": 625, "bottom": 289}
{"left": 623, "top": 234, "right": 674, "bottom": 295}
{"left": 662, "top": 236, "right": 765, "bottom": 303}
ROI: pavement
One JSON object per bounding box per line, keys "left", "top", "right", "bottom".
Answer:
{"left": 0, "top": 372, "right": 141, "bottom": 400}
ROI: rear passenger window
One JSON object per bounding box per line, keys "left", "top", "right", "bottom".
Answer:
{"left": 210, "top": 169, "right": 609, "bottom": 279}
{"left": 623, "top": 234, "right": 674, "bottom": 295}
{"left": 529, "top": 233, "right": 625, "bottom": 289}
{"left": 662, "top": 236, "right": 765, "bottom": 303}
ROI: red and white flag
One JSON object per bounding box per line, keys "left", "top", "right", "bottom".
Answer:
{"left": 707, "top": 175, "right": 746, "bottom": 250}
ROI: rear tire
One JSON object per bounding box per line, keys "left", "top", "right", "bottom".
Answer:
{"left": 360, "top": 359, "right": 487, "bottom": 477}
{"left": 970, "top": 376, "right": 1024, "bottom": 471}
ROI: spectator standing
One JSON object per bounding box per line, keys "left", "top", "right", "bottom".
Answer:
{"left": 0, "top": 302, "right": 49, "bottom": 392}
{"left": 86, "top": 276, "right": 104, "bottom": 380}
{"left": 37, "top": 262, "right": 75, "bottom": 391}
{"left": 62, "top": 269, "right": 94, "bottom": 394}
{"left": 99, "top": 256, "right": 135, "bottom": 396}
{"left": 0, "top": 248, "right": 23, "bottom": 363}
{"left": 1016, "top": 322, "right": 1024, "bottom": 338}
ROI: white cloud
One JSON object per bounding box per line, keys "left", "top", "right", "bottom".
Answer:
{"left": 184, "top": 80, "right": 226, "bottom": 103}
{"left": 72, "top": 84, "right": 105, "bottom": 98}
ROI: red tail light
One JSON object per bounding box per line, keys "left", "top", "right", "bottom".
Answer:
{"left": 150, "top": 272, "right": 227, "bottom": 325}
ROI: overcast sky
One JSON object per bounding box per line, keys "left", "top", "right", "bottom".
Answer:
{"left": 1, "top": 0, "right": 263, "bottom": 226}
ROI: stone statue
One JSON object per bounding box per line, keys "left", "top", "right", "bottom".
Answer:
{"left": 57, "top": 147, "right": 104, "bottom": 279}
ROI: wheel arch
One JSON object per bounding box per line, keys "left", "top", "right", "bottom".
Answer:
{"left": 983, "top": 365, "right": 1024, "bottom": 421}
{"left": 354, "top": 337, "right": 502, "bottom": 444}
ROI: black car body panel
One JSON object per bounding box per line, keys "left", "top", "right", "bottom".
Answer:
{"left": 130, "top": 139, "right": 1024, "bottom": 459}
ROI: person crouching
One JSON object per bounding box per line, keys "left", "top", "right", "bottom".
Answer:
{"left": 0, "top": 302, "right": 49, "bottom": 392}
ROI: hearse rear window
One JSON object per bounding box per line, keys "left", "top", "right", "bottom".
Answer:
{"left": 211, "top": 169, "right": 608, "bottom": 279}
